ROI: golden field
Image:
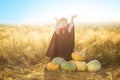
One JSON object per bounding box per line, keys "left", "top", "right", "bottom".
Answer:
{"left": 0, "top": 23, "right": 120, "bottom": 80}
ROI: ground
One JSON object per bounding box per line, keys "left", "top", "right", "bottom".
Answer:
{"left": 1, "top": 62, "right": 120, "bottom": 80}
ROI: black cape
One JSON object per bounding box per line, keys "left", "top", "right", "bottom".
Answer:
{"left": 46, "top": 25, "right": 75, "bottom": 60}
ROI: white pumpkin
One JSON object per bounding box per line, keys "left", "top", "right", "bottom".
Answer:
{"left": 87, "top": 60, "right": 101, "bottom": 72}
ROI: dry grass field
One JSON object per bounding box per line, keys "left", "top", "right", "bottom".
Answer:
{"left": 0, "top": 23, "right": 120, "bottom": 80}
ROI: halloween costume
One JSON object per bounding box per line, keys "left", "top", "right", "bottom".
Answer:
{"left": 46, "top": 23, "right": 75, "bottom": 60}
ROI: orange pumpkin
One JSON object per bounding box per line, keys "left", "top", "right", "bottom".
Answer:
{"left": 71, "top": 52, "right": 85, "bottom": 61}
{"left": 46, "top": 62, "right": 59, "bottom": 71}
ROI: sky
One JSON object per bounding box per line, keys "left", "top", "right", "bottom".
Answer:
{"left": 0, "top": 0, "right": 120, "bottom": 24}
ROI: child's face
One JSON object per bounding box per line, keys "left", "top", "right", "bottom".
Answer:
{"left": 58, "top": 20, "right": 68, "bottom": 28}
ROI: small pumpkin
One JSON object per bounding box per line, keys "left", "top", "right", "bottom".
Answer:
{"left": 71, "top": 52, "right": 85, "bottom": 61}
{"left": 52, "top": 57, "right": 66, "bottom": 66}
{"left": 46, "top": 62, "right": 59, "bottom": 71}
{"left": 61, "top": 61, "right": 77, "bottom": 71}
{"left": 87, "top": 60, "right": 101, "bottom": 72}
{"left": 71, "top": 61, "right": 87, "bottom": 71}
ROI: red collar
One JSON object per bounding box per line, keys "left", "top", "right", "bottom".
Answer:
{"left": 60, "top": 27, "right": 66, "bottom": 31}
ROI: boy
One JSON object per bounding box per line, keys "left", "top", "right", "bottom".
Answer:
{"left": 46, "top": 15, "right": 76, "bottom": 60}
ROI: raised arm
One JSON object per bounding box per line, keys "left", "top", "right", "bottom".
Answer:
{"left": 68, "top": 15, "right": 77, "bottom": 33}
{"left": 71, "top": 15, "right": 77, "bottom": 23}
{"left": 54, "top": 17, "right": 59, "bottom": 34}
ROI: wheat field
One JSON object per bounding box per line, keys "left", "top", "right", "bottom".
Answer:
{"left": 0, "top": 23, "right": 120, "bottom": 80}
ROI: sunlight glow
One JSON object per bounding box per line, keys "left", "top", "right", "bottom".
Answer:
{"left": 0, "top": 0, "right": 120, "bottom": 24}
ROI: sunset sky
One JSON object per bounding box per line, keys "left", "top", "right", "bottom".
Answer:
{"left": 0, "top": 0, "right": 120, "bottom": 24}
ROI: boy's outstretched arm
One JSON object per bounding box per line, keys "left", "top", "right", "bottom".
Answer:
{"left": 54, "top": 17, "right": 59, "bottom": 34}
{"left": 68, "top": 15, "right": 77, "bottom": 33}
{"left": 71, "top": 15, "right": 77, "bottom": 23}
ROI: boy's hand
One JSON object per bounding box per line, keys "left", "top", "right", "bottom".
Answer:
{"left": 55, "top": 17, "right": 59, "bottom": 24}
{"left": 71, "top": 15, "right": 77, "bottom": 22}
